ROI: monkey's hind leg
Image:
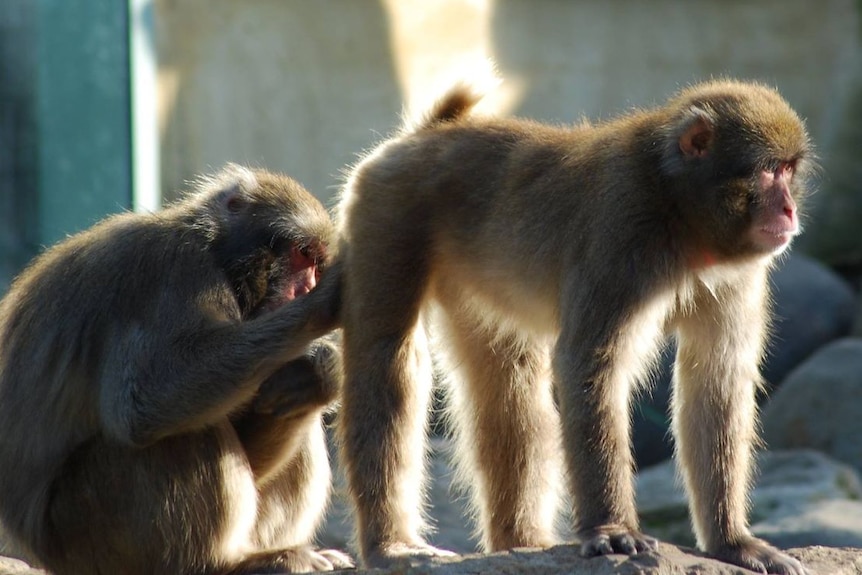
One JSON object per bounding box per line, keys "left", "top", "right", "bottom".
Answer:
{"left": 434, "top": 298, "right": 562, "bottom": 552}
{"left": 231, "top": 340, "right": 353, "bottom": 570}
{"left": 250, "top": 420, "right": 354, "bottom": 571}
{"left": 338, "top": 234, "right": 454, "bottom": 566}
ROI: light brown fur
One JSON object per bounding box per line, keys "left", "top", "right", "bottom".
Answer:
{"left": 336, "top": 80, "right": 812, "bottom": 575}
{"left": 0, "top": 165, "right": 352, "bottom": 574}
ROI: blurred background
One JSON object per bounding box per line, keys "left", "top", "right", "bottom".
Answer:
{"left": 2, "top": 0, "right": 862, "bottom": 293}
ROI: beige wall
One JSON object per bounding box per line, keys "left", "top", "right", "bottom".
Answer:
{"left": 156, "top": 0, "right": 862, "bottom": 208}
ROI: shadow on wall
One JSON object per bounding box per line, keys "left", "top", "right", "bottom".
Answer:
{"left": 155, "top": 0, "right": 401, "bottom": 205}
{"left": 491, "top": 1, "right": 858, "bottom": 128}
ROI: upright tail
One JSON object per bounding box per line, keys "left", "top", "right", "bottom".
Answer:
{"left": 407, "top": 83, "right": 485, "bottom": 132}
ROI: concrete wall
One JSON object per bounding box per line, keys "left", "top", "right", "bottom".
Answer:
{"left": 155, "top": 0, "right": 862, "bottom": 212}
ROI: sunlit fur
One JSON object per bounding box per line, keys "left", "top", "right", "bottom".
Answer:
{"left": 0, "top": 166, "right": 351, "bottom": 574}
{"left": 336, "top": 79, "right": 810, "bottom": 575}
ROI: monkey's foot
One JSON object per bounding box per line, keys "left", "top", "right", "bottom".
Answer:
{"left": 364, "top": 541, "right": 457, "bottom": 569}
{"left": 228, "top": 546, "right": 355, "bottom": 573}
{"left": 578, "top": 526, "right": 658, "bottom": 557}
{"left": 316, "top": 548, "right": 356, "bottom": 570}
{"left": 712, "top": 538, "right": 808, "bottom": 575}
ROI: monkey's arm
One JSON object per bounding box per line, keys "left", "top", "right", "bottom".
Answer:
{"left": 673, "top": 269, "right": 807, "bottom": 575}
{"left": 99, "top": 263, "right": 342, "bottom": 448}
{"left": 555, "top": 268, "right": 667, "bottom": 556}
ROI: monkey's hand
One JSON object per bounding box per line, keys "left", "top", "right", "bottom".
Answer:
{"left": 578, "top": 525, "right": 658, "bottom": 557}
{"left": 252, "top": 335, "right": 342, "bottom": 418}
{"left": 712, "top": 537, "right": 808, "bottom": 575}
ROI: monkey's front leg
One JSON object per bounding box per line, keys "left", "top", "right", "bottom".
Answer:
{"left": 673, "top": 279, "right": 808, "bottom": 575}
{"left": 555, "top": 288, "right": 666, "bottom": 557}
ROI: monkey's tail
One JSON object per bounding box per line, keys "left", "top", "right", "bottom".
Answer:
{"left": 408, "top": 84, "right": 485, "bottom": 132}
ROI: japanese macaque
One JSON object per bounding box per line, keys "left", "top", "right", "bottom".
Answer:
{"left": 336, "top": 80, "right": 812, "bottom": 575}
{"left": 0, "top": 165, "right": 353, "bottom": 574}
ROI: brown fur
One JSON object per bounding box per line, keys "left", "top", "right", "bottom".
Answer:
{"left": 0, "top": 165, "right": 352, "bottom": 574}
{"left": 336, "top": 80, "right": 812, "bottom": 575}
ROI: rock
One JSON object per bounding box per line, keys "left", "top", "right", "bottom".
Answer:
{"left": 854, "top": 295, "right": 862, "bottom": 336}
{"left": 329, "top": 544, "right": 861, "bottom": 575}
{"left": 752, "top": 500, "right": 862, "bottom": 549}
{"left": 324, "top": 440, "right": 862, "bottom": 559}
{"left": 765, "top": 254, "right": 856, "bottom": 386}
{"left": 637, "top": 450, "right": 862, "bottom": 549}
{"left": 6, "top": 447, "right": 862, "bottom": 574}
{"left": 631, "top": 254, "right": 855, "bottom": 468}
{"left": 2, "top": 545, "right": 861, "bottom": 575}
{"left": 631, "top": 345, "right": 675, "bottom": 468}
{"left": 762, "top": 338, "right": 862, "bottom": 474}
{"left": 0, "top": 556, "right": 45, "bottom": 575}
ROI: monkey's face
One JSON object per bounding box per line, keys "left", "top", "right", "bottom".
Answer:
{"left": 258, "top": 239, "right": 327, "bottom": 312}
{"left": 746, "top": 159, "right": 802, "bottom": 255}
{"left": 667, "top": 86, "right": 811, "bottom": 263}
{"left": 714, "top": 146, "right": 810, "bottom": 261}
{"left": 210, "top": 171, "right": 334, "bottom": 319}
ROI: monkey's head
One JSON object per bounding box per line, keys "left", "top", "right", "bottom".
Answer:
{"left": 659, "top": 80, "right": 812, "bottom": 264}
{"left": 196, "top": 164, "right": 335, "bottom": 318}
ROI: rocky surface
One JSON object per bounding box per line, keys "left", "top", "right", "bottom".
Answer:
{"left": 319, "top": 446, "right": 862, "bottom": 572}
{"left": 2, "top": 544, "right": 861, "bottom": 575}
{"left": 766, "top": 254, "right": 857, "bottom": 386}
{"left": 638, "top": 450, "right": 862, "bottom": 549}
{"left": 0, "top": 556, "right": 45, "bottom": 575}
{"left": 762, "top": 338, "right": 862, "bottom": 475}
{"left": 328, "top": 544, "right": 861, "bottom": 575}
{"left": 631, "top": 254, "right": 856, "bottom": 468}
{"left": 4, "top": 447, "right": 862, "bottom": 573}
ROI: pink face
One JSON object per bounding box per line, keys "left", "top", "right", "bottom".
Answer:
{"left": 282, "top": 246, "right": 321, "bottom": 300}
{"left": 750, "top": 161, "right": 799, "bottom": 255}
{"left": 262, "top": 245, "right": 323, "bottom": 312}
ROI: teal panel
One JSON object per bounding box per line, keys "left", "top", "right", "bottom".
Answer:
{"left": 35, "top": 0, "right": 131, "bottom": 248}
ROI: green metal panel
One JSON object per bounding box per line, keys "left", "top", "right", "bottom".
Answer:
{"left": 35, "top": 0, "right": 132, "bottom": 248}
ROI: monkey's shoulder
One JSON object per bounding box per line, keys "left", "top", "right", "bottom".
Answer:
{"left": 2, "top": 211, "right": 225, "bottom": 330}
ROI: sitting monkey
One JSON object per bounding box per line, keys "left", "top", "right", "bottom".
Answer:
{"left": 0, "top": 164, "right": 352, "bottom": 574}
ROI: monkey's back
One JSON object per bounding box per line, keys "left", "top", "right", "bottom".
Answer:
{"left": 0, "top": 209, "right": 227, "bottom": 541}
{"left": 341, "top": 114, "right": 669, "bottom": 333}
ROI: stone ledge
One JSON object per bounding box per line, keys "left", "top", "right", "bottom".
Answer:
{"left": 338, "top": 544, "right": 861, "bottom": 575}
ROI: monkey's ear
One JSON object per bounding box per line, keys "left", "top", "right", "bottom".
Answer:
{"left": 214, "top": 184, "right": 246, "bottom": 215}
{"left": 678, "top": 108, "right": 714, "bottom": 158}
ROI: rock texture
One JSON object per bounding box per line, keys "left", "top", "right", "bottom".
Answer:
{"left": 762, "top": 338, "right": 862, "bottom": 475}
{"left": 638, "top": 450, "right": 862, "bottom": 549}
{"left": 2, "top": 544, "right": 861, "bottom": 575}
{"left": 329, "top": 544, "right": 860, "bottom": 575}
{"left": 0, "top": 556, "right": 45, "bottom": 575}
{"left": 631, "top": 254, "right": 856, "bottom": 468}
{"left": 765, "top": 255, "right": 857, "bottom": 386}
{"left": 4, "top": 447, "right": 862, "bottom": 574}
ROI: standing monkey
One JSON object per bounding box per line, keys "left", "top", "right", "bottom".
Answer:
{"left": 0, "top": 165, "right": 352, "bottom": 574}
{"left": 337, "top": 80, "right": 811, "bottom": 575}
